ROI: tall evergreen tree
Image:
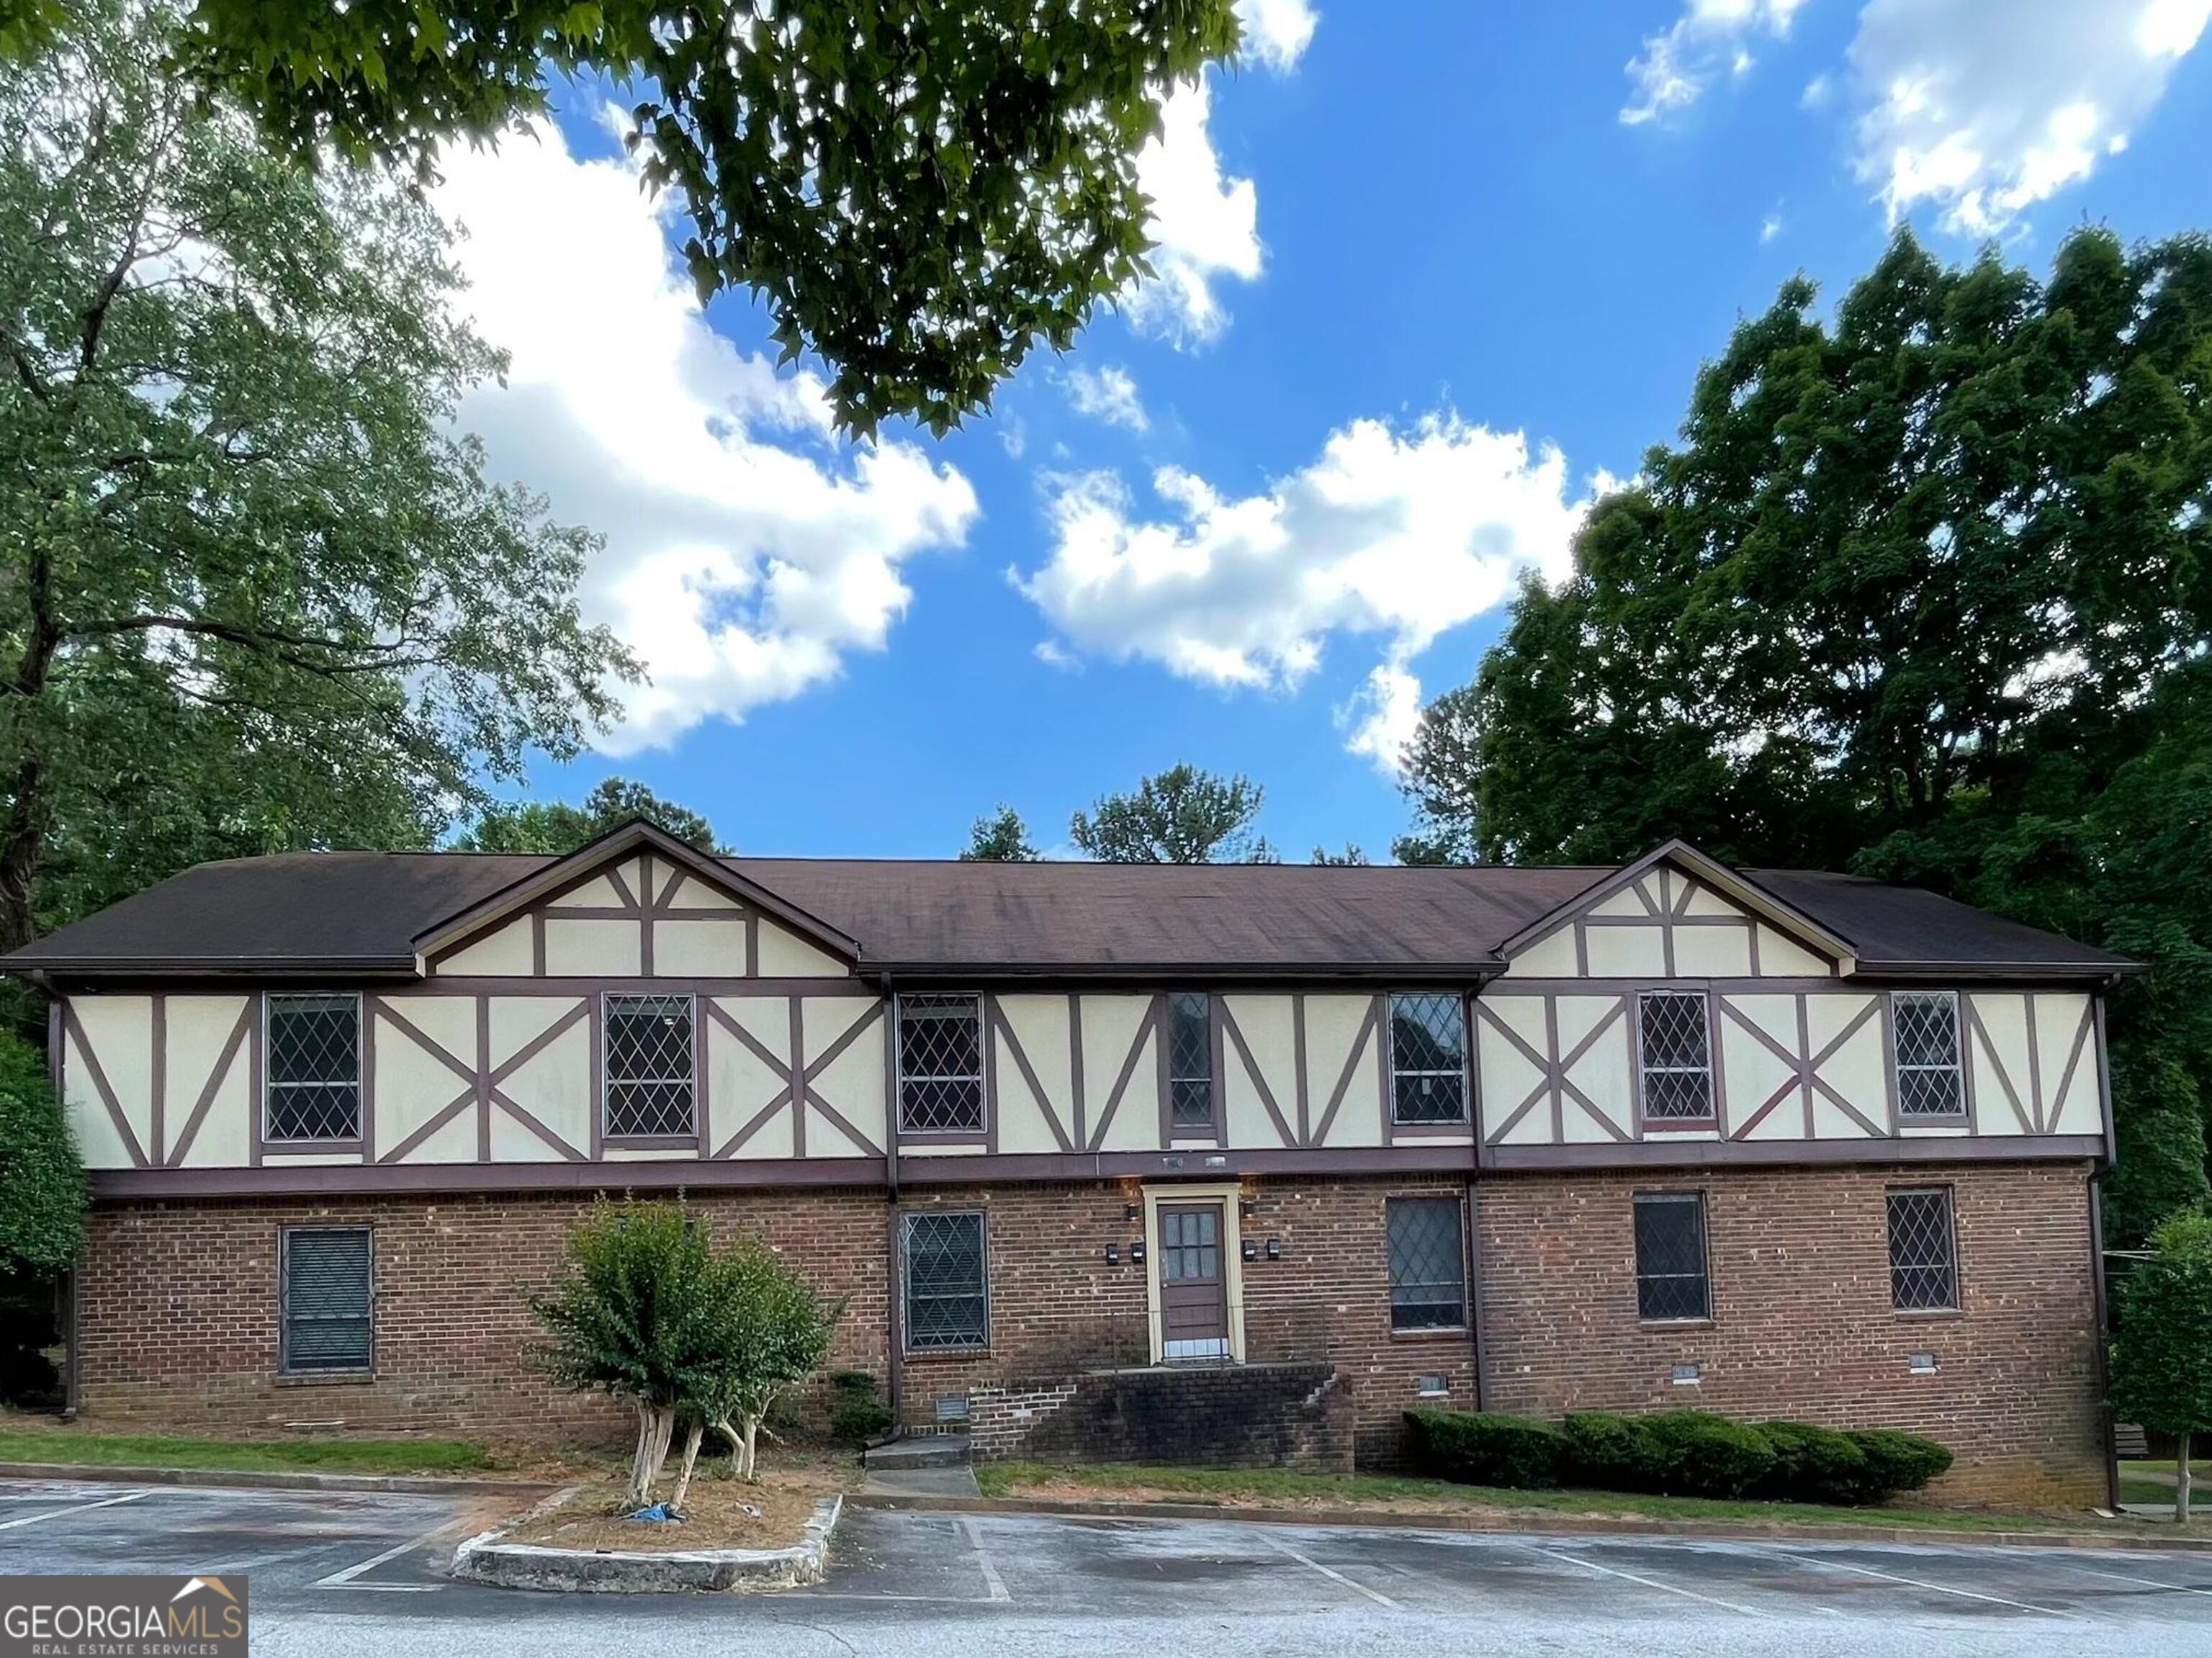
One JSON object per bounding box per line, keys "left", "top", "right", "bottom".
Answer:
{"left": 1399, "top": 227, "right": 2212, "bottom": 1241}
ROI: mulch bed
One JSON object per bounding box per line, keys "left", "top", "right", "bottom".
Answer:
{"left": 501, "top": 1462, "right": 844, "bottom": 1554}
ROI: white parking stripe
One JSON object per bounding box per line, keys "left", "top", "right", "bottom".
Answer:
{"left": 1515, "top": 1543, "right": 1768, "bottom": 1618}
{"left": 2054, "top": 1559, "right": 2212, "bottom": 1600}
{"left": 958, "top": 1518, "right": 1011, "bottom": 1604}
{"left": 1259, "top": 1531, "right": 1401, "bottom": 1609}
{"left": 315, "top": 1517, "right": 465, "bottom": 1589}
{"left": 1779, "top": 1550, "right": 2086, "bottom": 1619}
{"left": 0, "top": 1491, "right": 148, "bottom": 1531}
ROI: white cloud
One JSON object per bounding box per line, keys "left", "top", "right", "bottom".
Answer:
{"left": 431, "top": 118, "right": 978, "bottom": 753}
{"left": 1124, "top": 0, "right": 1316, "bottom": 344}
{"left": 1760, "top": 208, "right": 1784, "bottom": 243}
{"left": 1339, "top": 661, "right": 1424, "bottom": 779}
{"left": 1017, "top": 413, "right": 1602, "bottom": 767}
{"left": 1238, "top": 0, "right": 1319, "bottom": 72}
{"left": 1062, "top": 364, "right": 1150, "bottom": 433}
{"left": 1845, "top": 0, "right": 2211, "bottom": 235}
{"left": 1622, "top": 0, "right": 1809, "bottom": 125}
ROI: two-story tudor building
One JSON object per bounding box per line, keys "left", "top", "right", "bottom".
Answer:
{"left": 4, "top": 823, "right": 2130, "bottom": 1504}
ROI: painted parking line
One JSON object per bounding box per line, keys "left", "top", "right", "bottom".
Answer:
{"left": 1514, "top": 1543, "right": 1769, "bottom": 1618}
{"left": 315, "top": 1515, "right": 474, "bottom": 1592}
{"left": 2049, "top": 1559, "right": 2212, "bottom": 1601}
{"left": 1773, "top": 1548, "right": 2087, "bottom": 1620}
{"left": 958, "top": 1518, "right": 1012, "bottom": 1604}
{"left": 0, "top": 1491, "right": 148, "bottom": 1531}
{"left": 1258, "top": 1531, "right": 1401, "bottom": 1609}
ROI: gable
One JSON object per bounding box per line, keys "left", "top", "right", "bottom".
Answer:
{"left": 1501, "top": 845, "right": 1850, "bottom": 981}
{"left": 418, "top": 824, "right": 855, "bottom": 981}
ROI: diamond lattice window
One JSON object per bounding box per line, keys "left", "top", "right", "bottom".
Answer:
{"left": 898, "top": 995, "right": 985, "bottom": 1133}
{"left": 902, "top": 1212, "right": 987, "bottom": 1350}
{"left": 281, "top": 1227, "right": 372, "bottom": 1373}
{"left": 1390, "top": 993, "right": 1467, "bottom": 1125}
{"left": 265, "top": 994, "right": 360, "bottom": 1142}
{"left": 1894, "top": 993, "right": 1964, "bottom": 1117}
{"left": 1167, "top": 992, "right": 1214, "bottom": 1131}
{"left": 1887, "top": 1188, "right": 1958, "bottom": 1312}
{"left": 1634, "top": 1192, "right": 1711, "bottom": 1321}
{"left": 604, "top": 994, "right": 695, "bottom": 1138}
{"left": 1638, "top": 991, "right": 1714, "bottom": 1121}
{"left": 1387, "top": 1197, "right": 1466, "bottom": 1330}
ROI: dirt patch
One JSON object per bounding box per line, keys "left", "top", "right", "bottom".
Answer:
{"left": 502, "top": 1462, "right": 845, "bottom": 1554}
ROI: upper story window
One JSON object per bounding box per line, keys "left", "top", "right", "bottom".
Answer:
{"left": 1637, "top": 990, "right": 1714, "bottom": 1122}
{"left": 897, "top": 994, "right": 985, "bottom": 1135}
{"left": 264, "top": 994, "right": 361, "bottom": 1143}
{"left": 1166, "top": 991, "right": 1215, "bottom": 1133}
{"left": 1893, "top": 992, "right": 1964, "bottom": 1118}
{"left": 1389, "top": 993, "right": 1467, "bottom": 1125}
{"left": 603, "top": 994, "right": 695, "bottom": 1140}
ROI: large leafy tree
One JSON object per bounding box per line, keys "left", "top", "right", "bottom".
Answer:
{"left": 1399, "top": 227, "right": 2212, "bottom": 1242}
{"left": 2110, "top": 1209, "right": 2212, "bottom": 1522}
{"left": 163, "top": 0, "right": 1242, "bottom": 436}
{"left": 0, "top": 1, "right": 633, "bottom": 953}
{"left": 959, "top": 805, "right": 1040, "bottom": 862}
{"left": 458, "top": 778, "right": 723, "bottom": 856}
{"left": 1071, "top": 764, "right": 1277, "bottom": 864}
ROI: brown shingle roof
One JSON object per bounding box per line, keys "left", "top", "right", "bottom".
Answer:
{"left": 0, "top": 850, "right": 2131, "bottom": 980}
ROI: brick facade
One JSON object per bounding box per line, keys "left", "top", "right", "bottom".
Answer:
{"left": 73, "top": 1162, "right": 2104, "bottom": 1506}
{"left": 1475, "top": 1161, "right": 2105, "bottom": 1506}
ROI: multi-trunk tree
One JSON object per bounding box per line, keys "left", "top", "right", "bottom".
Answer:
{"left": 0, "top": 1, "right": 633, "bottom": 955}
{"left": 1397, "top": 227, "right": 2212, "bottom": 1243}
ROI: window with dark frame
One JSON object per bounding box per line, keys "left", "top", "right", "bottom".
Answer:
{"left": 1893, "top": 993, "right": 1965, "bottom": 1117}
{"left": 603, "top": 994, "right": 696, "bottom": 1139}
{"left": 1887, "top": 1187, "right": 1959, "bottom": 1312}
{"left": 264, "top": 994, "right": 361, "bottom": 1142}
{"left": 897, "top": 994, "right": 986, "bottom": 1134}
{"left": 1166, "top": 991, "right": 1214, "bottom": 1132}
{"left": 1637, "top": 991, "right": 1714, "bottom": 1122}
{"left": 1386, "top": 1197, "right": 1467, "bottom": 1331}
{"left": 279, "top": 1227, "right": 372, "bottom": 1374}
{"left": 1633, "top": 1192, "right": 1710, "bottom": 1321}
{"left": 902, "top": 1211, "right": 988, "bottom": 1350}
{"left": 1389, "top": 993, "right": 1467, "bottom": 1125}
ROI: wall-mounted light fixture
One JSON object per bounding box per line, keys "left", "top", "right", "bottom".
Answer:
{"left": 1123, "top": 1202, "right": 1141, "bottom": 1221}
{"left": 1130, "top": 1240, "right": 1146, "bottom": 1263}
{"left": 1239, "top": 1197, "right": 1256, "bottom": 1217}
{"left": 1104, "top": 1244, "right": 1120, "bottom": 1266}
{"left": 1265, "top": 1238, "right": 1282, "bottom": 1261}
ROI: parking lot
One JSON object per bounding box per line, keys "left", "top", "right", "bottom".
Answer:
{"left": 5, "top": 1476, "right": 2212, "bottom": 1655}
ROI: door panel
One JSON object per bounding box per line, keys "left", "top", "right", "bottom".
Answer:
{"left": 1157, "top": 1202, "right": 1231, "bottom": 1360}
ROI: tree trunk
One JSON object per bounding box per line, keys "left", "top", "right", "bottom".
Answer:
{"left": 2179, "top": 1432, "right": 2192, "bottom": 1524}
{"left": 0, "top": 537, "right": 58, "bottom": 955}
{"left": 739, "top": 1413, "right": 760, "bottom": 1483}
{"left": 625, "top": 1400, "right": 676, "bottom": 1509}
{"left": 668, "top": 1420, "right": 704, "bottom": 1514}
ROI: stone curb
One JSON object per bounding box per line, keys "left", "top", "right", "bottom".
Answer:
{"left": 0, "top": 1461, "right": 557, "bottom": 1498}
{"left": 451, "top": 1493, "right": 842, "bottom": 1593}
{"left": 848, "top": 1490, "right": 2212, "bottom": 1554}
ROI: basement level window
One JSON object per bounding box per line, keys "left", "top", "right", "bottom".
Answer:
{"left": 279, "top": 1227, "right": 372, "bottom": 1375}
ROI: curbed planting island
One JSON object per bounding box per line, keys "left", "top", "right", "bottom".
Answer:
{"left": 451, "top": 1492, "right": 843, "bottom": 1594}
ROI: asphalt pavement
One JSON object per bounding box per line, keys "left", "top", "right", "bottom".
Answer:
{"left": 4, "top": 1474, "right": 2212, "bottom": 1656}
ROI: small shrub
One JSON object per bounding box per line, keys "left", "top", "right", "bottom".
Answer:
{"left": 1560, "top": 1411, "right": 1663, "bottom": 1491}
{"left": 1404, "top": 1408, "right": 1567, "bottom": 1490}
{"left": 1637, "top": 1411, "right": 1777, "bottom": 1498}
{"left": 827, "top": 1369, "right": 893, "bottom": 1447}
{"left": 1755, "top": 1420, "right": 1867, "bottom": 1504}
{"left": 1845, "top": 1429, "right": 1953, "bottom": 1501}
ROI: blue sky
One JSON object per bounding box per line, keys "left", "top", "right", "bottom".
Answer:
{"left": 431, "top": 0, "right": 2212, "bottom": 861}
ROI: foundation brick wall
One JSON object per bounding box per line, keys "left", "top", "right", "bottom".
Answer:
{"left": 72, "top": 1162, "right": 2106, "bottom": 1505}
{"left": 1475, "top": 1161, "right": 2106, "bottom": 1506}
{"left": 978, "top": 1362, "right": 1354, "bottom": 1473}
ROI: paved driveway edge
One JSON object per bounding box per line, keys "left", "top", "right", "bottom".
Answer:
{"left": 0, "top": 1460, "right": 556, "bottom": 1497}
{"left": 450, "top": 1494, "right": 842, "bottom": 1593}
{"left": 848, "top": 1490, "right": 2212, "bottom": 1553}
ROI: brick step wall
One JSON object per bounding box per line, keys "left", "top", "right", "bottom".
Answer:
{"left": 970, "top": 1361, "right": 1354, "bottom": 1474}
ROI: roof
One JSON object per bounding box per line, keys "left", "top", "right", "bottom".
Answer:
{"left": 0, "top": 847, "right": 2132, "bottom": 981}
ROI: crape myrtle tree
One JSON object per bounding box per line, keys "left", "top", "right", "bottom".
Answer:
{"left": 686, "top": 1236, "right": 840, "bottom": 1497}
{"left": 1395, "top": 227, "right": 2212, "bottom": 1243}
{"left": 162, "top": 0, "right": 1244, "bottom": 437}
{"left": 0, "top": 0, "right": 634, "bottom": 955}
{"left": 2110, "top": 1210, "right": 2212, "bottom": 1522}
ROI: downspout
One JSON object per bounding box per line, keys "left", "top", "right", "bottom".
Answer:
{"left": 881, "top": 975, "right": 903, "bottom": 1436}
{"left": 1465, "top": 983, "right": 1487, "bottom": 1413}
{"left": 2090, "top": 982, "right": 2119, "bottom": 1512}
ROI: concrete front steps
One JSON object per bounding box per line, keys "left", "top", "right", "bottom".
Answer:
{"left": 860, "top": 1434, "right": 979, "bottom": 1497}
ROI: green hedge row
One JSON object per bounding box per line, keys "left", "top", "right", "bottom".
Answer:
{"left": 1403, "top": 1407, "right": 1954, "bottom": 1505}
